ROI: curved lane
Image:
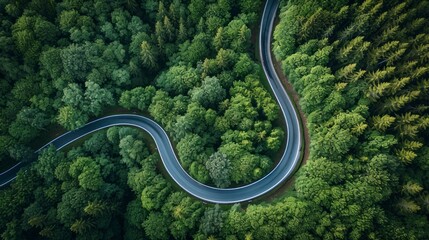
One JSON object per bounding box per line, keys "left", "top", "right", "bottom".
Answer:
{"left": 0, "top": 0, "right": 302, "bottom": 204}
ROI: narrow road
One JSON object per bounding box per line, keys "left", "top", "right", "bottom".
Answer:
{"left": 0, "top": 0, "right": 302, "bottom": 204}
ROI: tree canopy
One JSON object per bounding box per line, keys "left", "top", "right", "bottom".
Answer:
{"left": 1, "top": 0, "right": 428, "bottom": 239}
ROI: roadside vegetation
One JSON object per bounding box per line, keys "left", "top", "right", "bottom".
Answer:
{"left": 0, "top": 0, "right": 428, "bottom": 239}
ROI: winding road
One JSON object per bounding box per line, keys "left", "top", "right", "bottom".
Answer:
{"left": 0, "top": 0, "right": 302, "bottom": 204}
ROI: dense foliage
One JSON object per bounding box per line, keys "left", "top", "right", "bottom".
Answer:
{"left": 0, "top": 0, "right": 281, "bottom": 188}
{"left": 271, "top": 0, "right": 429, "bottom": 238}
{"left": 1, "top": 0, "right": 428, "bottom": 239}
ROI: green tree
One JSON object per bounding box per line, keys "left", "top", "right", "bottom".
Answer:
{"left": 69, "top": 157, "right": 104, "bottom": 191}
{"left": 84, "top": 81, "right": 114, "bottom": 116}
{"left": 402, "top": 182, "right": 423, "bottom": 195}
{"left": 266, "top": 128, "right": 284, "bottom": 151}
{"left": 40, "top": 48, "right": 63, "bottom": 79}
{"left": 84, "top": 200, "right": 111, "bottom": 217}
{"left": 239, "top": 0, "right": 262, "bottom": 14}
{"left": 125, "top": 199, "right": 147, "bottom": 238}
{"left": 62, "top": 83, "right": 84, "bottom": 108}
{"left": 163, "top": 192, "right": 203, "bottom": 239}
{"left": 12, "top": 16, "right": 59, "bottom": 63}
{"left": 140, "top": 41, "right": 158, "bottom": 69}
{"left": 119, "top": 135, "right": 149, "bottom": 167}
{"left": 35, "top": 146, "right": 62, "bottom": 184}
{"left": 233, "top": 54, "right": 258, "bottom": 78}
{"left": 224, "top": 94, "right": 258, "bottom": 128}
{"left": 188, "top": 0, "right": 205, "bottom": 23}
{"left": 156, "top": 65, "right": 199, "bottom": 95}
{"left": 200, "top": 204, "right": 225, "bottom": 236}
{"left": 9, "top": 111, "right": 46, "bottom": 143}
{"left": 143, "top": 212, "right": 170, "bottom": 240}
{"left": 206, "top": 152, "right": 231, "bottom": 188}
{"left": 178, "top": 33, "right": 211, "bottom": 64}
{"left": 148, "top": 90, "right": 176, "bottom": 128}
{"left": 57, "top": 188, "right": 93, "bottom": 226}
{"left": 58, "top": 10, "right": 79, "bottom": 32}
{"left": 190, "top": 76, "right": 226, "bottom": 108}
{"left": 70, "top": 218, "right": 94, "bottom": 234}
{"left": 112, "top": 68, "right": 131, "bottom": 86}
{"left": 141, "top": 175, "right": 171, "bottom": 211}
{"left": 57, "top": 106, "right": 88, "bottom": 130}
{"left": 61, "top": 44, "right": 91, "bottom": 81}
{"left": 119, "top": 86, "right": 156, "bottom": 111}
{"left": 177, "top": 133, "right": 206, "bottom": 170}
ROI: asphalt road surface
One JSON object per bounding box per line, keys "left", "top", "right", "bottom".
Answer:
{"left": 0, "top": 0, "right": 302, "bottom": 204}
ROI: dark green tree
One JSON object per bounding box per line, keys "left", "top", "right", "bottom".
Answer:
{"left": 205, "top": 152, "right": 231, "bottom": 188}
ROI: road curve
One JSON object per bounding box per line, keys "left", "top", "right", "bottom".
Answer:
{"left": 0, "top": 0, "right": 302, "bottom": 204}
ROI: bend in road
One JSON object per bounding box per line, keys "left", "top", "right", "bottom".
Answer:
{"left": 0, "top": 0, "right": 302, "bottom": 204}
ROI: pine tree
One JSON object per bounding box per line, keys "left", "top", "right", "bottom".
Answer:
{"left": 397, "top": 112, "right": 420, "bottom": 124}
{"left": 403, "top": 140, "right": 423, "bottom": 150}
{"left": 396, "top": 148, "right": 417, "bottom": 164}
{"left": 197, "top": 18, "right": 205, "bottom": 33}
{"left": 351, "top": 122, "right": 368, "bottom": 135}
{"left": 70, "top": 219, "right": 94, "bottom": 234}
{"left": 156, "top": 1, "right": 166, "bottom": 21}
{"left": 369, "top": 41, "right": 399, "bottom": 65}
{"left": 335, "top": 82, "right": 348, "bottom": 91}
{"left": 365, "top": 67, "right": 395, "bottom": 83}
{"left": 234, "top": 25, "right": 250, "bottom": 52}
{"left": 372, "top": 115, "right": 395, "bottom": 132}
{"left": 393, "top": 113, "right": 421, "bottom": 138}
{"left": 39, "top": 226, "right": 55, "bottom": 238}
{"left": 418, "top": 116, "right": 429, "bottom": 130}
{"left": 300, "top": 8, "right": 335, "bottom": 42}
{"left": 213, "top": 27, "right": 224, "bottom": 51}
{"left": 398, "top": 61, "right": 418, "bottom": 75}
{"left": 386, "top": 44, "right": 407, "bottom": 66}
{"left": 336, "top": 63, "right": 366, "bottom": 82}
{"left": 84, "top": 200, "right": 111, "bottom": 216}
{"left": 178, "top": 17, "right": 187, "bottom": 42}
{"left": 397, "top": 199, "right": 421, "bottom": 214}
{"left": 394, "top": 113, "right": 422, "bottom": 138}
{"left": 418, "top": 79, "right": 429, "bottom": 96}
{"left": 169, "top": 1, "right": 181, "bottom": 22}
{"left": 367, "top": 82, "right": 391, "bottom": 101}
{"left": 28, "top": 215, "right": 46, "bottom": 228}
{"left": 337, "top": 36, "right": 371, "bottom": 64}
{"left": 140, "top": 41, "right": 157, "bottom": 69}
{"left": 374, "top": 25, "right": 398, "bottom": 45}
{"left": 411, "top": 66, "right": 428, "bottom": 79}
{"left": 380, "top": 91, "right": 420, "bottom": 113}
{"left": 402, "top": 181, "right": 423, "bottom": 195}
{"left": 155, "top": 21, "right": 165, "bottom": 47}
{"left": 163, "top": 16, "right": 174, "bottom": 41}
{"left": 416, "top": 43, "right": 429, "bottom": 62}
{"left": 388, "top": 77, "right": 410, "bottom": 95}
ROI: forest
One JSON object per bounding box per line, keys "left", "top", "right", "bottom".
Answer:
{"left": 0, "top": 0, "right": 428, "bottom": 239}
